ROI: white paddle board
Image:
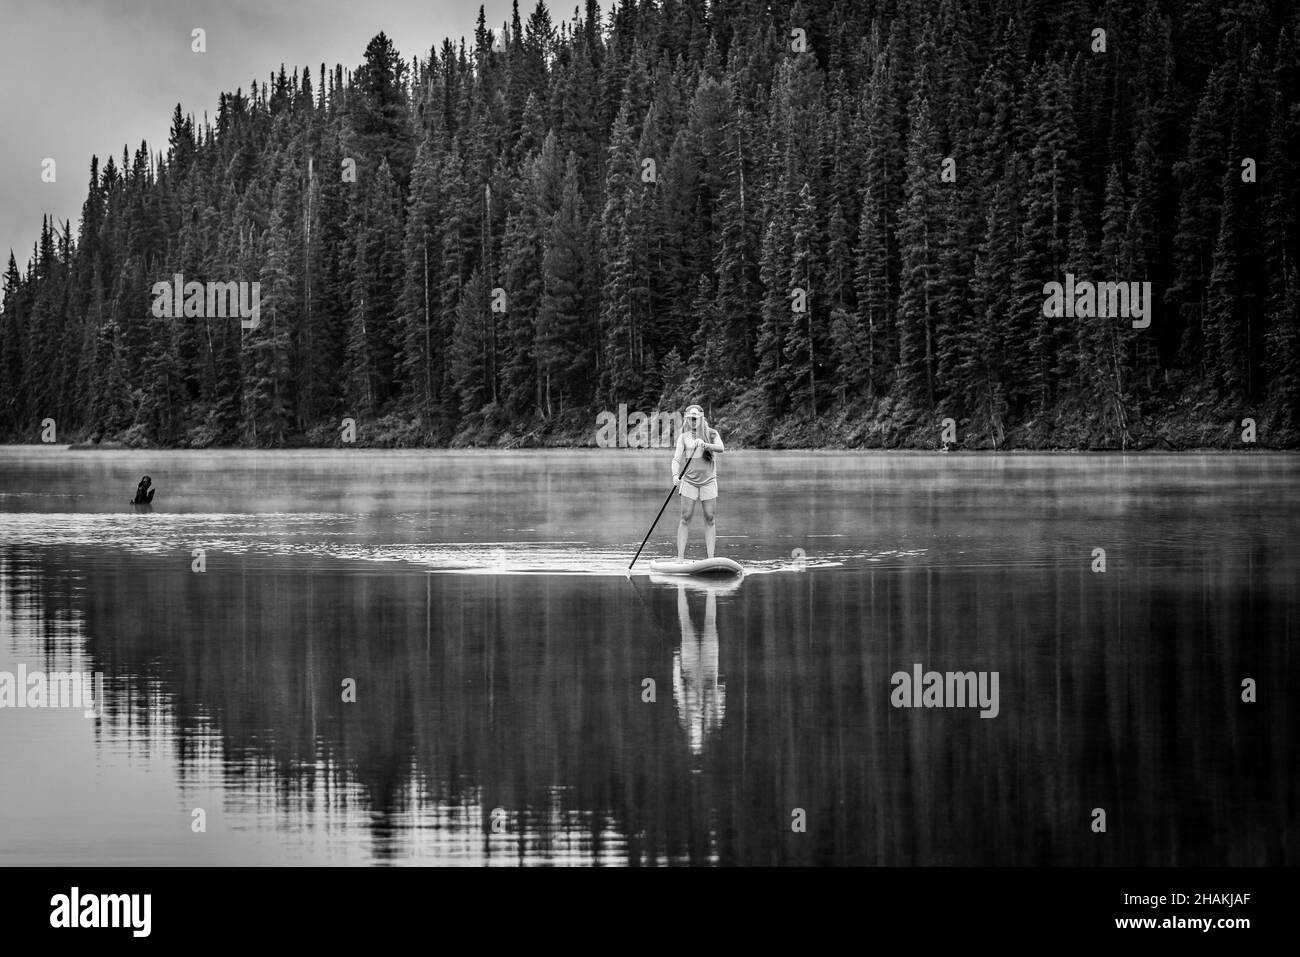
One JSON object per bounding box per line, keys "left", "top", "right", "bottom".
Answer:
{"left": 647, "top": 556, "right": 743, "bottom": 576}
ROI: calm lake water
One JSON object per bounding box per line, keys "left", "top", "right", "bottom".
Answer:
{"left": 0, "top": 447, "right": 1295, "bottom": 866}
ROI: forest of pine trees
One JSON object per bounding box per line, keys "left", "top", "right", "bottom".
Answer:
{"left": 1, "top": 0, "right": 1297, "bottom": 449}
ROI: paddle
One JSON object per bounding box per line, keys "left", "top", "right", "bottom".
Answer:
{"left": 628, "top": 439, "right": 699, "bottom": 571}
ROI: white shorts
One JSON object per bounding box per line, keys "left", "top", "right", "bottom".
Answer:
{"left": 679, "top": 478, "right": 718, "bottom": 501}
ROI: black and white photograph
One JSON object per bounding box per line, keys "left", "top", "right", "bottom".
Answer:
{"left": 0, "top": 0, "right": 1295, "bottom": 939}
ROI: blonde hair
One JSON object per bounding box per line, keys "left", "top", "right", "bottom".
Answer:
{"left": 684, "top": 404, "right": 715, "bottom": 456}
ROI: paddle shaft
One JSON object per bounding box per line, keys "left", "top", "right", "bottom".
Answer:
{"left": 628, "top": 441, "right": 700, "bottom": 570}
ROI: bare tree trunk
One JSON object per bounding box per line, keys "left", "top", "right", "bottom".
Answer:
{"left": 423, "top": 241, "right": 432, "bottom": 422}
{"left": 302, "top": 156, "right": 314, "bottom": 430}
{"left": 808, "top": 273, "right": 816, "bottom": 418}
{"left": 1108, "top": 322, "right": 1131, "bottom": 448}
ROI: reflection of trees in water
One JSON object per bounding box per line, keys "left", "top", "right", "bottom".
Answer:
{"left": 672, "top": 586, "right": 725, "bottom": 757}
{"left": 2, "top": 548, "right": 718, "bottom": 863}
{"left": 1, "top": 543, "right": 1293, "bottom": 865}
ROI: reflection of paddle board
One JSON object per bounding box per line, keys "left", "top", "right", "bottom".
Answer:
{"left": 647, "top": 556, "right": 743, "bottom": 576}
{"left": 647, "top": 572, "right": 744, "bottom": 596}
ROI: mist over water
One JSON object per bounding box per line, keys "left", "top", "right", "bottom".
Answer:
{"left": 0, "top": 448, "right": 1294, "bottom": 865}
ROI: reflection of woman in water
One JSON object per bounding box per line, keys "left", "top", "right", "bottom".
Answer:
{"left": 672, "top": 585, "right": 725, "bottom": 756}
{"left": 671, "top": 404, "right": 725, "bottom": 560}
{"left": 130, "top": 475, "right": 155, "bottom": 504}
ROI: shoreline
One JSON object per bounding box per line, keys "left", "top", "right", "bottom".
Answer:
{"left": 0, "top": 443, "right": 1291, "bottom": 454}
{"left": 12, "top": 380, "right": 1293, "bottom": 453}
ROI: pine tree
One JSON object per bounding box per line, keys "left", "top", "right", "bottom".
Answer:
{"left": 1261, "top": 34, "right": 1300, "bottom": 433}
{"left": 1096, "top": 165, "right": 1135, "bottom": 446}
{"left": 598, "top": 102, "right": 642, "bottom": 402}
{"left": 756, "top": 182, "right": 794, "bottom": 412}
{"left": 343, "top": 159, "right": 404, "bottom": 417}
{"left": 1170, "top": 66, "right": 1231, "bottom": 369}
{"left": 711, "top": 89, "right": 760, "bottom": 390}
{"left": 400, "top": 140, "right": 443, "bottom": 425}
{"left": 0, "top": 253, "right": 26, "bottom": 427}
{"left": 499, "top": 171, "right": 546, "bottom": 419}
{"left": 1012, "top": 62, "right": 1076, "bottom": 414}
{"left": 967, "top": 163, "right": 1020, "bottom": 447}
{"left": 854, "top": 44, "right": 903, "bottom": 396}
{"left": 449, "top": 266, "right": 490, "bottom": 417}
{"left": 244, "top": 174, "right": 297, "bottom": 445}
{"left": 536, "top": 152, "right": 593, "bottom": 416}
{"left": 349, "top": 32, "right": 415, "bottom": 195}
{"left": 783, "top": 182, "right": 821, "bottom": 417}
{"left": 896, "top": 94, "right": 942, "bottom": 414}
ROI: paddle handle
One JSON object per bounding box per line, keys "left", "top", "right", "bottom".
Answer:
{"left": 628, "top": 442, "right": 698, "bottom": 570}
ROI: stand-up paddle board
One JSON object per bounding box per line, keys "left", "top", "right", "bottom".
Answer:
{"left": 647, "top": 556, "right": 743, "bottom": 576}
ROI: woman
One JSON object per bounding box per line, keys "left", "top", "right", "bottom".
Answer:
{"left": 671, "top": 404, "right": 725, "bottom": 560}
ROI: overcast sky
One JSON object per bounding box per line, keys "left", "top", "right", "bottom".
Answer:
{"left": 0, "top": 0, "right": 525, "bottom": 273}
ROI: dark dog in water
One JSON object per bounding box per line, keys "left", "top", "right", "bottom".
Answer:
{"left": 130, "top": 476, "right": 155, "bottom": 505}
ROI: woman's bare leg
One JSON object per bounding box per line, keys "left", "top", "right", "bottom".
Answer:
{"left": 677, "top": 496, "right": 695, "bottom": 559}
{"left": 701, "top": 497, "right": 716, "bottom": 558}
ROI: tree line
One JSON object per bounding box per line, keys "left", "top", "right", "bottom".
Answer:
{"left": 1, "top": 0, "right": 1297, "bottom": 449}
